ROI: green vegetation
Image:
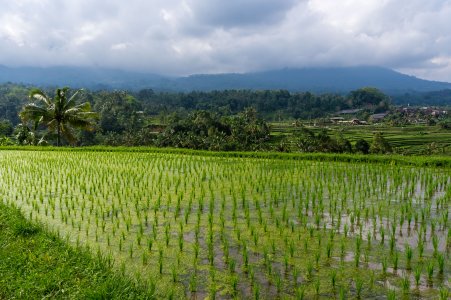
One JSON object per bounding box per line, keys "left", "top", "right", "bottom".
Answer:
{"left": 393, "top": 89, "right": 451, "bottom": 106}
{"left": 156, "top": 108, "right": 270, "bottom": 151}
{"left": 292, "top": 127, "right": 352, "bottom": 153}
{"left": 0, "top": 149, "right": 449, "bottom": 298}
{"left": 0, "top": 84, "right": 430, "bottom": 150}
{"left": 19, "top": 87, "right": 97, "bottom": 146}
{"left": 348, "top": 87, "right": 390, "bottom": 112}
{"left": 271, "top": 122, "right": 451, "bottom": 155}
{"left": 1, "top": 145, "right": 451, "bottom": 167}
{"left": 0, "top": 202, "right": 152, "bottom": 299}
{"left": 0, "top": 83, "right": 449, "bottom": 154}
{"left": 0, "top": 77, "right": 448, "bottom": 300}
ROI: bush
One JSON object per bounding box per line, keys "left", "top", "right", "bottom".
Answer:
{"left": 439, "top": 120, "right": 451, "bottom": 130}
{"left": 295, "top": 127, "right": 353, "bottom": 153}
{"left": 369, "top": 132, "right": 392, "bottom": 154}
{"left": 355, "top": 139, "right": 370, "bottom": 154}
{"left": 0, "top": 136, "right": 14, "bottom": 146}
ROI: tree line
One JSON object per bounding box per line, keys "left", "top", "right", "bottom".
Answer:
{"left": 0, "top": 83, "right": 390, "bottom": 126}
{"left": 0, "top": 84, "right": 393, "bottom": 153}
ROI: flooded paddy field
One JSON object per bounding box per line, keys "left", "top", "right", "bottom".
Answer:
{"left": 0, "top": 150, "right": 449, "bottom": 299}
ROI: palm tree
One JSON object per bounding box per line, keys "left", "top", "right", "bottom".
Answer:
{"left": 20, "top": 87, "right": 98, "bottom": 146}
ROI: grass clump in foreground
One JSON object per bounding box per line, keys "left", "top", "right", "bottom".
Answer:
{"left": 0, "top": 203, "right": 153, "bottom": 299}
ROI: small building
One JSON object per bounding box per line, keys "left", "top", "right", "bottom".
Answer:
{"left": 431, "top": 110, "right": 447, "bottom": 117}
{"left": 337, "top": 119, "right": 367, "bottom": 125}
{"left": 338, "top": 109, "right": 362, "bottom": 114}
{"left": 370, "top": 113, "right": 388, "bottom": 122}
{"left": 351, "top": 119, "right": 367, "bottom": 125}
{"left": 330, "top": 117, "right": 345, "bottom": 124}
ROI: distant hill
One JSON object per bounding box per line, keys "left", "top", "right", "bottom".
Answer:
{"left": 167, "top": 67, "right": 451, "bottom": 93}
{"left": 1, "top": 65, "right": 451, "bottom": 95}
{"left": 0, "top": 65, "right": 165, "bottom": 91}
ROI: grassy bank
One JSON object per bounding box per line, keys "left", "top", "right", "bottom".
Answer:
{"left": 0, "top": 203, "right": 153, "bottom": 299}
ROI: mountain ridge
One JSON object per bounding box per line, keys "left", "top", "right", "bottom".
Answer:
{"left": 1, "top": 65, "right": 451, "bottom": 94}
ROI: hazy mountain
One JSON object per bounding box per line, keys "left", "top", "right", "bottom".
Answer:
{"left": 1, "top": 65, "right": 451, "bottom": 94}
{"left": 167, "top": 67, "right": 451, "bottom": 93}
{"left": 0, "top": 65, "right": 165, "bottom": 90}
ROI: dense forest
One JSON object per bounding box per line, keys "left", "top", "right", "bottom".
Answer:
{"left": 392, "top": 89, "right": 451, "bottom": 105}
{"left": 0, "top": 83, "right": 404, "bottom": 152}
{"left": 0, "top": 83, "right": 390, "bottom": 122}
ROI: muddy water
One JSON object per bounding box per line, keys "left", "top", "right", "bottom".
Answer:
{"left": 340, "top": 251, "right": 450, "bottom": 296}
{"left": 318, "top": 204, "right": 448, "bottom": 253}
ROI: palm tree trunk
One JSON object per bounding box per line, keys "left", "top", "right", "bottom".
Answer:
{"left": 57, "top": 122, "right": 61, "bottom": 146}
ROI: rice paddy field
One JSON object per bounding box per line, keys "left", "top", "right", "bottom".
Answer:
{"left": 0, "top": 149, "right": 449, "bottom": 299}
{"left": 270, "top": 123, "right": 451, "bottom": 155}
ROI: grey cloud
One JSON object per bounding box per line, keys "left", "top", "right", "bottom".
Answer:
{"left": 187, "top": 0, "right": 298, "bottom": 28}
{"left": 0, "top": 0, "right": 451, "bottom": 81}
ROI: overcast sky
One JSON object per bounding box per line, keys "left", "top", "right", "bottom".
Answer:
{"left": 1, "top": 0, "right": 451, "bottom": 81}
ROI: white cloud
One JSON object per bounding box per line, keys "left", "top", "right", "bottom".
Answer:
{"left": 0, "top": 14, "right": 31, "bottom": 47}
{"left": 111, "top": 43, "right": 130, "bottom": 51}
{"left": 0, "top": 0, "right": 450, "bottom": 81}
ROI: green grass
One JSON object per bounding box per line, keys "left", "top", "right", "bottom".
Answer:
{"left": 0, "top": 202, "right": 153, "bottom": 299}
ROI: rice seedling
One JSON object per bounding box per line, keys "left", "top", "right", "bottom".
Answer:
{"left": 387, "top": 289, "right": 396, "bottom": 300}
{"left": 275, "top": 272, "right": 283, "bottom": 294}
{"left": 380, "top": 226, "right": 385, "bottom": 245}
{"left": 389, "top": 234, "right": 396, "bottom": 254}
{"left": 295, "top": 285, "right": 305, "bottom": 300}
{"left": 401, "top": 273, "right": 410, "bottom": 295}
{"left": 229, "top": 258, "right": 236, "bottom": 274}
{"left": 231, "top": 275, "right": 239, "bottom": 297}
{"left": 392, "top": 250, "right": 399, "bottom": 271}
{"left": 354, "top": 249, "right": 360, "bottom": 267}
{"left": 427, "top": 261, "right": 434, "bottom": 284}
{"left": 339, "top": 286, "right": 346, "bottom": 300}
{"left": 315, "top": 250, "right": 321, "bottom": 269}
{"left": 417, "top": 238, "right": 424, "bottom": 258}
{"left": 314, "top": 278, "right": 320, "bottom": 296}
{"left": 437, "top": 253, "right": 445, "bottom": 274}
{"left": 252, "top": 282, "right": 260, "bottom": 300}
{"left": 432, "top": 235, "right": 439, "bottom": 257}
{"left": 368, "top": 270, "right": 375, "bottom": 291}
{"left": 189, "top": 273, "right": 197, "bottom": 293}
{"left": 439, "top": 287, "right": 449, "bottom": 300}
{"left": 414, "top": 266, "right": 422, "bottom": 287}
{"left": 306, "top": 261, "right": 314, "bottom": 280}
{"left": 171, "top": 264, "right": 177, "bottom": 282}
{"left": 405, "top": 244, "right": 413, "bottom": 270}
{"left": 292, "top": 266, "right": 299, "bottom": 287}
{"left": 355, "top": 277, "right": 364, "bottom": 299}
{"left": 331, "top": 269, "right": 337, "bottom": 291}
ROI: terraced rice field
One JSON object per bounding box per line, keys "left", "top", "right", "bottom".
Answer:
{"left": 270, "top": 123, "right": 451, "bottom": 155}
{"left": 0, "top": 150, "right": 449, "bottom": 298}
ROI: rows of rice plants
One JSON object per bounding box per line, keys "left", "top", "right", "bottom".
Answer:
{"left": 0, "top": 150, "right": 449, "bottom": 298}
